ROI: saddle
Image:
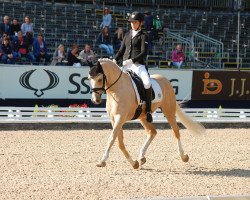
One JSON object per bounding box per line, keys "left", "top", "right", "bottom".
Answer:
{"left": 127, "top": 70, "right": 156, "bottom": 120}
{"left": 127, "top": 70, "right": 155, "bottom": 101}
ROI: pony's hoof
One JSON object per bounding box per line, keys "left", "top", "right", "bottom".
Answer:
{"left": 132, "top": 160, "right": 139, "bottom": 169}
{"left": 181, "top": 154, "right": 189, "bottom": 162}
{"left": 96, "top": 161, "right": 106, "bottom": 167}
{"left": 139, "top": 157, "right": 146, "bottom": 166}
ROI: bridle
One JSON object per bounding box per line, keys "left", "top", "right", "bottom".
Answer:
{"left": 90, "top": 69, "right": 123, "bottom": 95}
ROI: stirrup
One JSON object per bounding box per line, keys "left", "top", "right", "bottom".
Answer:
{"left": 146, "top": 112, "right": 153, "bottom": 123}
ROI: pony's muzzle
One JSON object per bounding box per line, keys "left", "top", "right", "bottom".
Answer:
{"left": 91, "top": 93, "right": 102, "bottom": 104}
{"left": 91, "top": 98, "right": 102, "bottom": 104}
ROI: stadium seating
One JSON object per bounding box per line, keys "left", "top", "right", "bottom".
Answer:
{"left": 0, "top": 0, "right": 249, "bottom": 68}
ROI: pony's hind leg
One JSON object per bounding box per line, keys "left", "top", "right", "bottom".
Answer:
{"left": 164, "top": 113, "right": 189, "bottom": 162}
{"left": 117, "top": 131, "right": 139, "bottom": 169}
{"left": 138, "top": 118, "right": 157, "bottom": 166}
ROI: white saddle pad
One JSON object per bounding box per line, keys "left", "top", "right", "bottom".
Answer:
{"left": 129, "top": 77, "right": 163, "bottom": 105}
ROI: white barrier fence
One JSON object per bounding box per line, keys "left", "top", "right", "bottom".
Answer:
{"left": 0, "top": 107, "right": 250, "bottom": 123}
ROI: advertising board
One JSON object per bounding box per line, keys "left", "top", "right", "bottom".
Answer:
{"left": 0, "top": 66, "right": 193, "bottom": 101}
{"left": 192, "top": 70, "right": 250, "bottom": 100}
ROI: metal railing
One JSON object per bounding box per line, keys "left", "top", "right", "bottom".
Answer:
{"left": 165, "top": 29, "right": 224, "bottom": 68}
{"left": 0, "top": 107, "right": 249, "bottom": 123}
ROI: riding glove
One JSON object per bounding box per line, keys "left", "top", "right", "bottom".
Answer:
{"left": 123, "top": 59, "right": 133, "bottom": 67}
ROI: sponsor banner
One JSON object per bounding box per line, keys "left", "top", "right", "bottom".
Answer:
{"left": 0, "top": 66, "right": 91, "bottom": 99}
{"left": 0, "top": 66, "right": 192, "bottom": 100}
{"left": 192, "top": 70, "right": 250, "bottom": 100}
{"left": 154, "top": 70, "right": 193, "bottom": 100}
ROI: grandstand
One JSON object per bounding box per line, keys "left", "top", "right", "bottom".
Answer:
{"left": 0, "top": 0, "right": 250, "bottom": 68}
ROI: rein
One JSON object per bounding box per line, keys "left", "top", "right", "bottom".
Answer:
{"left": 91, "top": 68, "right": 123, "bottom": 94}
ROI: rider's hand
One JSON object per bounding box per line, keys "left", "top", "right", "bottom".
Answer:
{"left": 122, "top": 59, "right": 133, "bottom": 66}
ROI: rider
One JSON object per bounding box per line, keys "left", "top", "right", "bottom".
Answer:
{"left": 113, "top": 11, "right": 153, "bottom": 123}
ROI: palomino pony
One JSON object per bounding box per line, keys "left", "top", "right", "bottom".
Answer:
{"left": 88, "top": 58, "right": 205, "bottom": 169}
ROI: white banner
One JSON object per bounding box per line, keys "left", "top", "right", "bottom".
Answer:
{"left": 156, "top": 69, "right": 193, "bottom": 100}
{"left": 0, "top": 65, "right": 192, "bottom": 100}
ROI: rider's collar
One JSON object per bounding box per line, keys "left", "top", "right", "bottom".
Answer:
{"left": 132, "top": 29, "right": 141, "bottom": 38}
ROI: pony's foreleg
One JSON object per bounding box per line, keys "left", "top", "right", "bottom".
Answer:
{"left": 96, "top": 115, "right": 123, "bottom": 167}
{"left": 139, "top": 119, "right": 157, "bottom": 166}
{"left": 117, "top": 131, "right": 139, "bottom": 169}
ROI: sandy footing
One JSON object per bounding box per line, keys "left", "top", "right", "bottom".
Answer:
{"left": 0, "top": 128, "right": 249, "bottom": 199}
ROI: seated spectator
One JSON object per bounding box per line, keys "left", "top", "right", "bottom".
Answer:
{"left": 21, "top": 16, "right": 34, "bottom": 44}
{"left": 50, "top": 44, "right": 67, "bottom": 66}
{"left": 21, "top": 16, "right": 34, "bottom": 36}
{"left": 100, "top": 7, "right": 112, "bottom": 29}
{"left": 171, "top": 44, "right": 185, "bottom": 69}
{"left": 0, "top": 32, "right": 10, "bottom": 44}
{"left": 0, "top": 16, "right": 11, "bottom": 36}
{"left": 67, "top": 44, "right": 81, "bottom": 67}
{"left": 78, "top": 43, "right": 96, "bottom": 66}
{"left": 10, "top": 18, "right": 21, "bottom": 39}
{"left": 113, "top": 27, "right": 124, "bottom": 53}
{"left": 97, "top": 26, "right": 114, "bottom": 57}
{"left": 32, "top": 34, "right": 51, "bottom": 64}
{"left": 0, "top": 38, "right": 17, "bottom": 64}
{"left": 13, "top": 31, "right": 35, "bottom": 64}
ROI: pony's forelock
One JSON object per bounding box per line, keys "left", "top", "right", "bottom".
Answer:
{"left": 89, "top": 61, "right": 103, "bottom": 77}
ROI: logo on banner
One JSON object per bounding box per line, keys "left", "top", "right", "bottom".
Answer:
{"left": 202, "top": 72, "right": 222, "bottom": 95}
{"left": 19, "top": 69, "right": 59, "bottom": 97}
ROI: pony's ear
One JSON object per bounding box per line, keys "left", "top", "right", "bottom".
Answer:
{"left": 87, "top": 60, "right": 94, "bottom": 68}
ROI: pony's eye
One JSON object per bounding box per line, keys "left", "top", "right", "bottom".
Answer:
{"left": 98, "top": 78, "right": 102, "bottom": 83}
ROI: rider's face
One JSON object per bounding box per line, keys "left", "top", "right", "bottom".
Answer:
{"left": 130, "top": 21, "right": 140, "bottom": 30}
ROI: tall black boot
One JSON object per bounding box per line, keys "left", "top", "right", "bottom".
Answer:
{"left": 145, "top": 87, "right": 153, "bottom": 123}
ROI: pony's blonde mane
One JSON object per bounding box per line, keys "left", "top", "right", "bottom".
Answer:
{"left": 98, "top": 58, "right": 119, "bottom": 68}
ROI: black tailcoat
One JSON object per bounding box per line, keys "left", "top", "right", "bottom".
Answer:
{"left": 114, "top": 30, "right": 148, "bottom": 65}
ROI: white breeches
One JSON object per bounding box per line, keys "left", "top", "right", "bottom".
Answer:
{"left": 123, "top": 64, "right": 151, "bottom": 89}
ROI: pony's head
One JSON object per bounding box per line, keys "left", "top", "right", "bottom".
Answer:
{"left": 88, "top": 59, "right": 122, "bottom": 104}
{"left": 88, "top": 61, "right": 105, "bottom": 104}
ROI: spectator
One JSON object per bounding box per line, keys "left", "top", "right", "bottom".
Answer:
{"left": 0, "top": 38, "right": 17, "bottom": 64}
{"left": 78, "top": 43, "right": 96, "bottom": 66}
{"left": 144, "top": 11, "right": 153, "bottom": 32}
{"left": 0, "top": 16, "right": 11, "bottom": 36}
{"left": 32, "top": 34, "right": 51, "bottom": 64}
{"left": 21, "top": 16, "right": 34, "bottom": 45}
{"left": 0, "top": 32, "right": 10, "bottom": 44}
{"left": 97, "top": 26, "right": 114, "bottom": 57}
{"left": 99, "top": 7, "right": 112, "bottom": 29}
{"left": 152, "top": 15, "right": 162, "bottom": 40}
{"left": 13, "top": 31, "right": 35, "bottom": 64}
{"left": 171, "top": 44, "right": 185, "bottom": 69}
{"left": 144, "top": 11, "right": 153, "bottom": 54}
{"left": 67, "top": 44, "right": 81, "bottom": 67}
{"left": 10, "top": 18, "right": 21, "bottom": 38}
{"left": 50, "top": 44, "right": 67, "bottom": 66}
{"left": 113, "top": 27, "right": 124, "bottom": 53}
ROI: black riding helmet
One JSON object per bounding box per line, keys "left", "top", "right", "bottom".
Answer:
{"left": 128, "top": 11, "right": 144, "bottom": 22}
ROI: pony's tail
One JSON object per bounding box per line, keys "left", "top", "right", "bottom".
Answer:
{"left": 175, "top": 103, "right": 206, "bottom": 135}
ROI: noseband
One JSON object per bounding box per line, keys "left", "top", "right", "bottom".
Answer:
{"left": 91, "top": 69, "right": 122, "bottom": 95}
